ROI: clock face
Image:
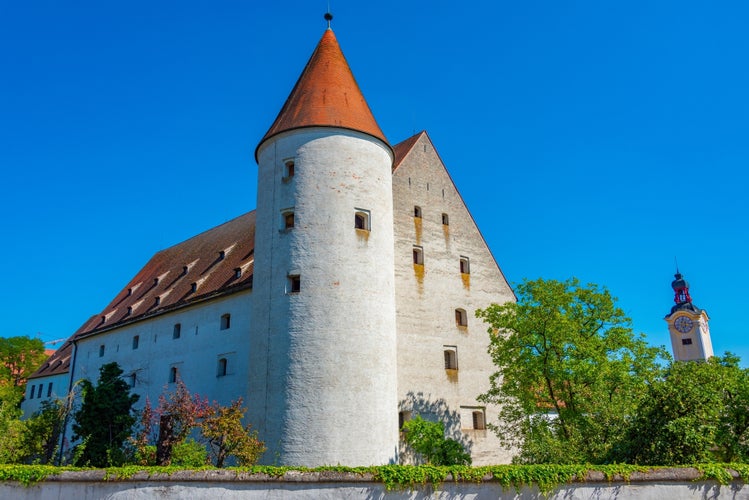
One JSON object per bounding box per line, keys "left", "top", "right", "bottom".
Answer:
{"left": 674, "top": 316, "right": 694, "bottom": 333}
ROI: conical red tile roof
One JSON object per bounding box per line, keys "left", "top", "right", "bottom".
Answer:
{"left": 256, "top": 29, "right": 388, "bottom": 159}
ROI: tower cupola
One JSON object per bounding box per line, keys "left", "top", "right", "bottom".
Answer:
{"left": 665, "top": 269, "right": 714, "bottom": 361}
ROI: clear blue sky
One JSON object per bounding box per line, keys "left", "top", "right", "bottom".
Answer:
{"left": 1, "top": 2, "right": 747, "bottom": 363}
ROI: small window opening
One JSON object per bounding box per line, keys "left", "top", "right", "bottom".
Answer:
{"left": 132, "top": 335, "right": 140, "bottom": 350}
{"left": 99, "top": 345, "right": 105, "bottom": 357}
{"left": 288, "top": 275, "right": 301, "bottom": 294}
{"left": 217, "top": 358, "right": 227, "bottom": 377}
{"left": 284, "top": 159, "right": 295, "bottom": 180}
{"left": 220, "top": 314, "right": 231, "bottom": 330}
{"left": 169, "top": 366, "right": 178, "bottom": 383}
{"left": 173, "top": 323, "right": 181, "bottom": 339}
{"left": 126, "top": 288, "right": 132, "bottom": 297}
{"left": 234, "top": 267, "right": 242, "bottom": 279}
{"left": 190, "top": 282, "right": 197, "bottom": 293}
{"left": 182, "top": 265, "right": 188, "bottom": 275}
{"left": 126, "top": 306, "right": 132, "bottom": 316}
{"left": 413, "top": 246, "right": 424, "bottom": 265}
{"left": 472, "top": 410, "right": 486, "bottom": 430}
{"left": 284, "top": 211, "right": 295, "bottom": 229}
{"left": 460, "top": 257, "right": 470, "bottom": 274}
{"left": 444, "top": 348, "right": 458, "bottom": 370}
{"left": 442, "top": 213, "right": 449, "bottom": 225}
{"left": 47, "top": 382, "right": 53, "bottom": 397}
{"left": 682, "top": 338, "right": 693, "bottom": 345}
{"left": 414, "top": 206, "right": 422, "bottom": 218}
{"left": 219, "top": 250, "right": 225, "bottom": 260}
{"left": 128, "top": 373, "right": 136, "bottom": 388}
{"left": 399, "top": 411, "right": 413, "bottom": 430}
{"left": 455, "top": 308, "right": 468, "bottom": 327}
{"left": 355, "top": 210, "right": 370, "bottom": 231}
{"left": 154, "top": 296, "right": 160, "bottom": 306}
{"left": 29, "top": 385, "right": 34, "bottom": 400}
{"left": 153, "top": 277, "right": 159, "bottom": 286}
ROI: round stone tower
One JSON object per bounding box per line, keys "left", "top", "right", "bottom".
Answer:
{"left": 249, "top": 25, "right": 399, "bottom": 465}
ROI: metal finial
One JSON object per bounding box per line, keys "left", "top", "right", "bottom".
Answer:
{"left": 324, "top": 11, "right": 333, "bottom": 29}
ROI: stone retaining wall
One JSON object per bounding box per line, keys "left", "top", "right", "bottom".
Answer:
{"left": 2, "top": 468, "right": 746, "bottom": 499}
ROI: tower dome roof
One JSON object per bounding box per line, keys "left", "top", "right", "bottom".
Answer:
{"left": 256, "top": 28, "right": 389, "bottom": 160}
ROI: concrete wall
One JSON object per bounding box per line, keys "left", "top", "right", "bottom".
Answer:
{"left": 392, "top": 133, "right": 516, "bottom": 465}
{"left": 2, "top": 469, "right": 746, "bottom": 499}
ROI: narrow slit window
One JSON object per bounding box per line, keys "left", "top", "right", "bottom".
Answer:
{"left": 413, "top": 246, "right": 424, "bottom": 265}
{"left": 414, "top": 206, "right": 422, "bottom": 218}
{"left": 169, "top": 366, "right": 178, "bottom": 383}
{"left": 173, "top": 323, "right": 181, "bottom": 339}
{"left": 217, "top": 358, "right": 227, "bottom": 377}
{"left": 220, "top": 314, "right": 231, "bottom": 330}
{"left": 99, "top": 345, "right": 105, "bottom": 357}
{"left": 29, "top": 385, "right": 34, "bottom": 400}
{"left": 47, "top": 382, "right": 53, "bottom": 397}
{"left": 132, "top": 335, "right": 140, "bottom": 350}
{"left": 442, "top": 213, "right": 449, "bottom": 225}
{"left": 399, "top": 411, "right": 412, "bottom": 430}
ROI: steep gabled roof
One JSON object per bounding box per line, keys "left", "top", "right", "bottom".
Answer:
{"left": 29, "top": 211, "right": 256, "bottom": 380}
{"left": 392, "top": 131, "right": 426, "bottom": 172}
{"left": 256, "top": 29, "right": 388, "bottom": 159}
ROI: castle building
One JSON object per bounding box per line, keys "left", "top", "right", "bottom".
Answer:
{"left": 22, "top": 23, "right": 516, "bottom": 466}
{"left": 665, "top": 271, "right": 714, "bottom": 361}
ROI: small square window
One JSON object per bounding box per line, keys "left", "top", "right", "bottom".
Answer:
{"left": 220, "top": 314, "right": 231, "bottom": 330}
{"left": 355, "top": 209, "right": 371, "bottom": 231}
{"left": 288, "top": 275, "right": 301, "bottom": 294}
{"left": 132, "top": 335, "right": 140, "bottom": 350}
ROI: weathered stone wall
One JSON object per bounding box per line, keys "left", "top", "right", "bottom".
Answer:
{"left": 3, "top": 469, "right": 746, "bottom": 499}
{"left": 392, "top": 133, "right": 516, "bottom": 465}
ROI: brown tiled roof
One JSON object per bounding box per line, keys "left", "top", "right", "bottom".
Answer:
{"left": 256, "top": 29, "right": 388, "bottom": 159}
{"left": 29, "top": 211, "right": 256, "bottom": 379}
{"left": 392, "top": 131, "right": 426, "bottom": 172}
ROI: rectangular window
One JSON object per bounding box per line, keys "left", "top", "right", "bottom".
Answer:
{"left": 29, "top": 385, "right": 35, "bottom": 400}
{"left": 461, "top": 406, "right": 486, "bottom": 430}
{"left": 442, "top": 213, "right": 449, "bottom": 225}
{"left": 413, "top": 246, "right": 424, "bottom": 265}
{"left": 132, "top": 335, "right": 140, "bottom": 350}
{"left": 444, "top": 346, "right": 458, "bottom": 370}
{"left": 220, "top": 314, "right": 231, "bottom": 330}
{"left": 173, "top": 323, "right": 181, "bottom": 339}
{"left": 128, "top": 373, "right": 136, "bottom": 388}
{"left": 354, "top": 209, "right": 371, "bottom": 231}
{"left": 283, "top": 159, "right": 295, "bottom": 181}
{"left": 47, "top": 382, "right": 53, "bottom": 397}
{"left": 682, "top": 338, "right": 693, "bottom": 345}
{"left": 398, "top": 410, "right": 412, "bottom": 430}
{"left": 288, "top": 275, "right": 301, "bottom": 294}
{"left": 99, "top": 345, "right": 105, "bottom": 357}
{"left": 460, "top": 257, "right": 470, "bottom": 274}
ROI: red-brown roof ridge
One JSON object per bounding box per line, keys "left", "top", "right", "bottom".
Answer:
{"left": 256, "top": 29, "right": 388, "bottom": 159}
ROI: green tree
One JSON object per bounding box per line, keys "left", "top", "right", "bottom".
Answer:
{"left": 20, "top": 399, "right": 67, "bottom": 464}
{"left": 200, "top": 398, "right": 265, "bottom": 467}
{"left": 72, "top": 362, "right": 139, "bottom": 466}
{"left": 401, "top": 416, "right": 471, "bottom": 465}
{"left": 476, "top": 277, "right": 667, "bottom": 464}
{"left": 154, "top": 380, "right": 209, "bottom": 465}
{"left": 611, "top": 354, "right": 749, "bottom": 464}
{"left": 0, "top": 385, "right": 26, "bottom": 464}
{"left": 0, "top": 336, "right": 47, "bottom": 390}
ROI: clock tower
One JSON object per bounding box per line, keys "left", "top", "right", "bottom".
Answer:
{"left": 665, "top": 271, "right": 714, "bottom": 361}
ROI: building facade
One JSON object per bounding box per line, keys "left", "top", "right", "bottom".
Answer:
{"left": 665, "top": 271, "right": 714, "bottom": 361}
{"left": 23, "top": 25, "right": 516, "bottom": 466}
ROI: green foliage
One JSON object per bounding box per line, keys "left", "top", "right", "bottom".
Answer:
{"left": 0, "top": 386, "right": 26, "bottom": 464}
{"left": 171, "top": 439, "right": 208, "bottom": 467}
{"left": 72, "top": 362, "right": 139, "bottom": 467}
{"left": 610, "top": 354, "right": 749, "bottom": 464}
{"left": 0, "top": 336, "right": 47, "bottom": 390}
{"left": 20, "top": 399, "right": 67, "bottom": 464}
{"left": 200, "top": 398, "right": 265, "bottom": 467}
{"left": 154, "top": 380, "right": 209, "bottom": 465}
{"left": 476, "top": 277, "right": 668, "bottom": 464}
{"left": 401, "top": 416, "right": 471, "bottom": 466}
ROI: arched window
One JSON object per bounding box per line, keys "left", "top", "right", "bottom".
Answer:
{"left": 354, "top": 210, "right": 370, "bottom": 231}
{"left": 217, "top": 358, "right": 227, "bottom": 377}
{"left": 444, "top": 347, "right": 458, "bottom": 370}
{"left": 283, "top": 159, "right": 295, "bottom": 181}
{"left": 413, "top": 246, "right": 424, "bottom": 265}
